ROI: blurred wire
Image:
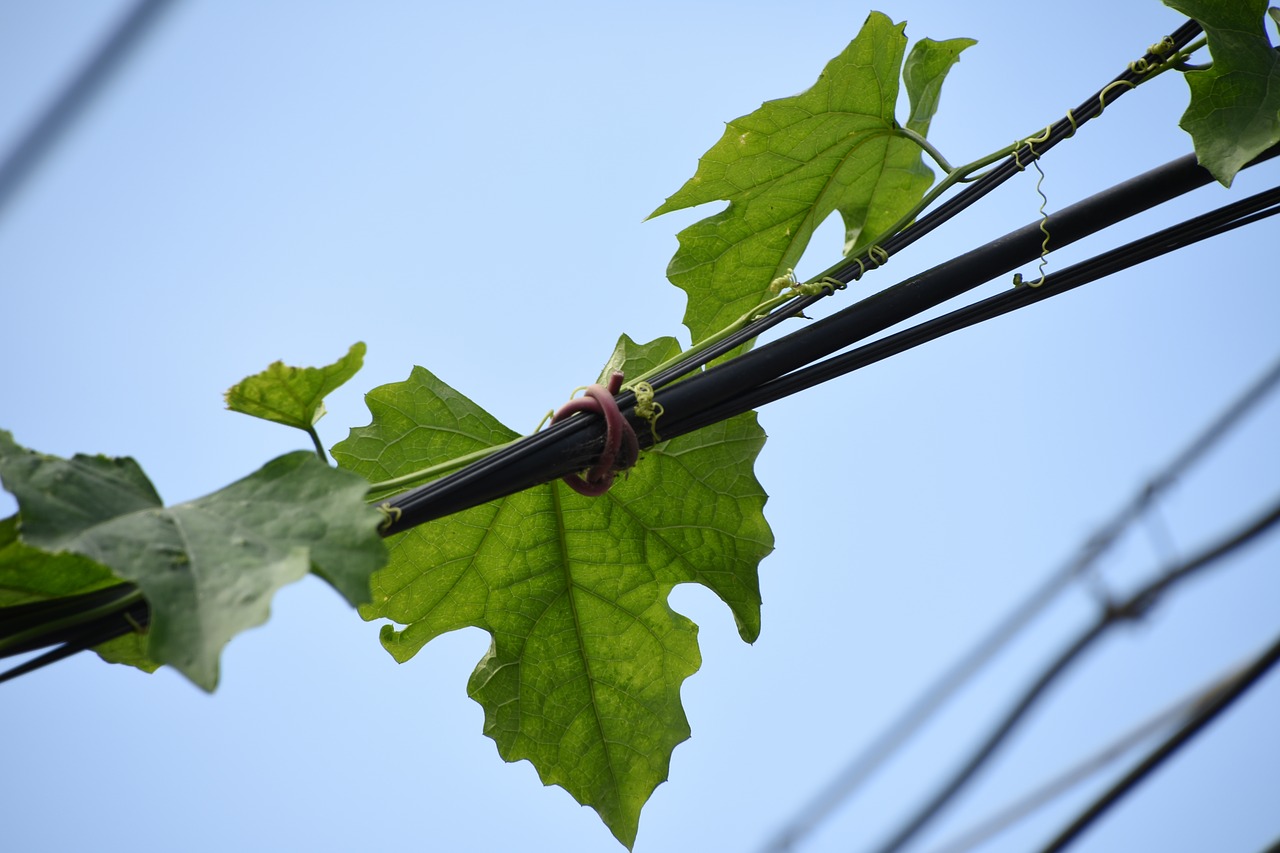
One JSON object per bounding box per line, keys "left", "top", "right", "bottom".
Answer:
{"left": 925, "top": 656, "right": 1256, "bottom": 853}
{"left": 1037, "top": 623, "right": 1280, "bottom": 853}
{"left": 870, "top": 494, "right": 1280, "bottom": 853}
{"left": 761, "top": 351, "right": 1280, "bottom": 852}
{"left": 0, "top": 0, "right": 177, "bottom": 220}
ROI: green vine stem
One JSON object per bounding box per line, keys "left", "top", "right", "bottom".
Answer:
{"left": 365, "top": 437, "right": 520, "bottom": 498}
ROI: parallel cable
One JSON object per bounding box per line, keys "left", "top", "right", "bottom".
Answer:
{"left": 868, "top": 495, "right": 1280, "bottom": 853}
{"left": 685, "top": 185, "right": 1280, "bottom": 437}
{"left": 6, "top": 159, "right": 1277, "bottom": 685}
{"left": 1037, "top": 625, "right": 1280, "bottom": 852}
{"left": 381, "top": 146, "right": 1278, "bottom": 534}
{"left": 761, "top": 341, "right": 1280, "bottom": 852}
{"left": 925, "top": 655, "right": 1260, "bottom": 853}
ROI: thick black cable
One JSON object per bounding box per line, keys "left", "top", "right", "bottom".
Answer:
{"left": 868, "top": 495, "right": 1280, "bottom": 853}
{"left": 0, "top": 0, "right": 177, "bottom": 219}
{"left": 381, "top": 146, "right": 1275, "bottom": 534}
{"left": 682, "top": 184, "right": 1280, "bottom": 436}
{"left": 1037, "top": 626, "right": 1280, "bottom": 853}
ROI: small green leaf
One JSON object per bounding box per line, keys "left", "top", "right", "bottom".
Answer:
{"left": 0, "top": 514, "right": 119, "bottom": 605}
{"left": 649, "top": 12, "right": 971, "bottom": 344}
{"left": 1163, "top": 0, "right": 1280, "bottom": 185}
{"left": 0, "top": 431, "right": 386, "bottom": 690}
{"left": 333, "top": 340, "right": 772, "bottom": 849}
{"left": 225, "top": 341, "right": 366, "bottom": 431}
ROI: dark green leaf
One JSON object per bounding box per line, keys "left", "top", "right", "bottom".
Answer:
{"left": 1164, "top": 0, "right": 1280, "bottom": 184}
{"left": 333, "top": 339, "right": 771, "bottom": 848}
{"left": 0, "top": 431, "right": 385, "bottom": 690}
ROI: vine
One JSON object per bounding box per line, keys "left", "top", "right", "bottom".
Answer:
{"left": 3, "top": 3, "right": 1279, "bottom": 850}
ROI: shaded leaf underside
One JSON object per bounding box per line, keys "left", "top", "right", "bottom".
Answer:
{"left": 1164, "top": 0, "right": 1280, "bottom": 184}
{"left": 0, "top": 431, "right": 385, "bottom": 689}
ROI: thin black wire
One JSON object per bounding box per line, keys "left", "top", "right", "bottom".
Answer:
{"left": 867, "top": 495, "right": 1280, "bottom": 853}
{"left": 926, "top": 654, "right": 1252, "bottom": 853}
{"left": 0, "top": 0, "right": 177, "bottom": 219}
{"left": 645, "top": 19, "right": 1205, "bottom": 389}
{"left": 688, "top": 186, "right": 1280, "bottom": 437}
{"left": 762, "top": 343, "right": 1280, "bottom": 852}
{"left": 1037, "top": 625, "right": 1280, "bottom": 852}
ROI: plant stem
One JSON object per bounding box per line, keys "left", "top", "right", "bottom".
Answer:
{"left": 306, "top": 426, "right": 328, "bottom": 464}
{"left": 366, "top": 439, "right": 519, "bottom": 497}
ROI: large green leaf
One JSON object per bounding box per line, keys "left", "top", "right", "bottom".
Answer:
{"left": 333, "top": 335, "right": 772, "bottom": 849}
{"left": 0, "top": 431, "right": 386, "bottom": 689}
{"left": 225, "top": 341, "right": 366, "bottom": 431}
{"left": 1163, "top": 0, "right": 1280, "bottom": 185}
{"left": 649, "top": 12, "right": 972, "bottom": 344}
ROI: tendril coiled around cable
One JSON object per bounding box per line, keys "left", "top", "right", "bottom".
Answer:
{"left": 551, "top": 370, "right": 639, "bottom": 496}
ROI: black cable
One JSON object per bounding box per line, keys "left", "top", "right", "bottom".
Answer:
{"left": 868, "top": 495, "right": 1280, "bottom": 853}
{"left": 0, "top": 0, "right": 177, "bottom": 219}
{"left": 8, "top": 150, "right": 1274, "bottom": 684}
{"left": 677, "top": 184, "right": 1280, "bottom": 436}
{"left": 0, "top": 583, "right": 142, "bottom": 655}
{"left": 0, "top": 17, "right": 1227, "bottom": 677}
{"left": 381, "top": 145, "right": 1277, "bottom": 534}
{"left": 1037, "top": 627, "right": 1280, "bottom": 852}
{"left": 0, "top": 590, "right": 149, "bottom": 684}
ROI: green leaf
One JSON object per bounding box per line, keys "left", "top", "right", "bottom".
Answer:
{"left": 333, "top": 339, "right": 772, "bottom": 849}
{"left": 0, "top": 431, "right": 386, "bottom": 690}
{"left": 648, "top": 12, "right": 972, "bottom": 344}
{"left": 225, "top": 341, "right": 366, "bottom": 431}
{"left": 1163, "top": 0, "right": 1280, "bottom": 185}
{"left": 0, "top": 514, "right": 119, "bottom": 605}
{"left": 0, "top": 514, "right": 158, "bottom": 671}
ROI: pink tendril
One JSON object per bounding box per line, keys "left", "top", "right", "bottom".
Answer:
{"left": 550, "top": 371, "right": 639, "bottom": 496}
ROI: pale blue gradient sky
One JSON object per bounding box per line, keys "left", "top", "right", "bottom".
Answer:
{"left": 2, "top": 3, "right": 1278, "bottom": 852}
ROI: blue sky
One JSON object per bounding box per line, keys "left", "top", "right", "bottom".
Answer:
{"left": 2, "top": 2, "right": 1278, "bottom": 851}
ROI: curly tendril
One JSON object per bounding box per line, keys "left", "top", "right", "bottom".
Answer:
{"left": 551, "top": 370, "right": 639, "bottom": 496}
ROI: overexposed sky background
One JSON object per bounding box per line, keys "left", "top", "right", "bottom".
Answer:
{"left": 2, "top": 2, "right": 1278, "bottom": 851}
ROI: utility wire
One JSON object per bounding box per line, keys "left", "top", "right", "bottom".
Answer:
{"left": 867, "top": 494, "right": 1280, "bottom": 853}
{"left": 382, "top": 146, "right": 1279, "bottom": 533}
{"left": 925, "top": 655, "right": 1258, "bottom": 853}
{"left": 686, "top": 184, "right": 1280, "bottom": 436}
{"left": 1037, "top": 623, "right": 1280, "bottom": 853}
{"left": 761, "top": 342, "right": 1280, "bottom": 852}
{"left": 7, "top": 157, "right": 1276, "bottom": 682}
{"left": 0, "top": 0, "right": 177, "bottom": 220}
